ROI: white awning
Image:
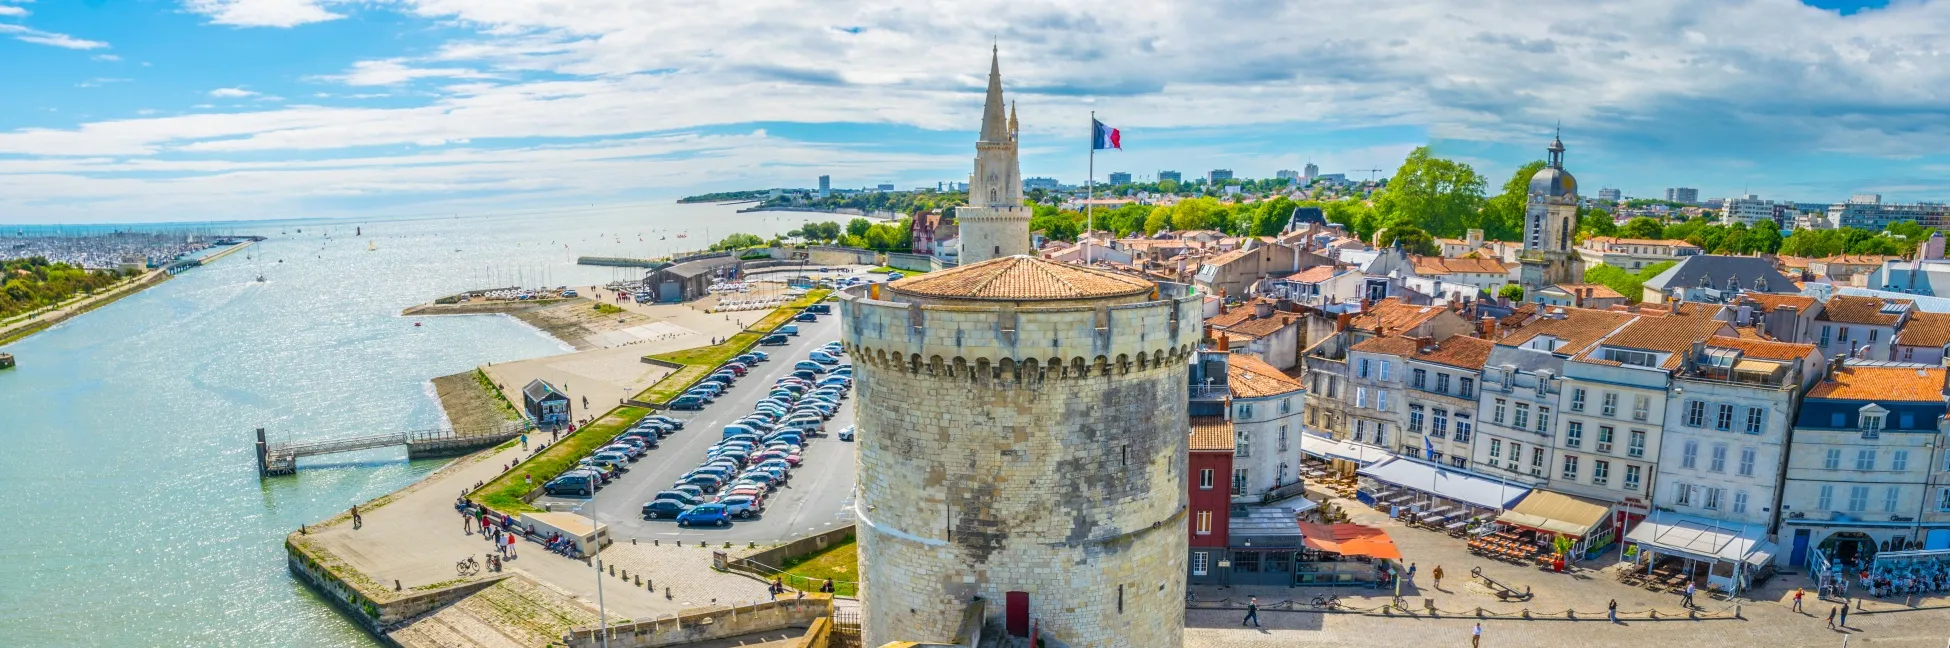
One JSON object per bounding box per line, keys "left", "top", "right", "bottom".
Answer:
{"left": 1356, "top": 456, "right": 1530, "bottom": 510}
{"left": 1301, "top": 432, "right": 1390, "bottom": 465}
{"left": 1624, "top": 512, "right": 1771, "bottom": 565}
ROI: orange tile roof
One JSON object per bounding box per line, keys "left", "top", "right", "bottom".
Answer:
{"left": 1579, "top": 314, "right": 1733, "bottom": 369}
{"left": 1228, "top": 313, "right": 1303, "bottom": 338}
{"left": 1552, "top": 283, "right": 1624, "bottom": 299}
{"left": 1410, "top": 335, "right": 1495, "bottom": 370}
{"left": 1412, "top": 255, "right": 1508, "bottom": 276}
{"left": 1208, "top": 308, "right": 1258, "bottom": 328}
{"left": 889, "top": 255, "right": 1154, "bottom": 302}
{"left": 1348, "top": 298, "right": 1447, "bottom": 336}
{"left": 1896, "top": 311, "right": 1950, "bottom": 348}
{"left": 1815, "top": 254, "right": 1900, "bottom": 266}
{"left": 1816, "top": 295, "right": 1909, "bottom": 326}
{"left": 1190, "top": 417, "right": 1234, "bottom": 451}
{"left": 1497, "top": 307, "right": 1636, "bottom": 355}
{"left": 1350, "top": 335, "right": 1421, "bottom": 357}
{"left": 1584, "top": 236, "right": 1700, "bottom": 248}
{"left": 1286, "top": 265, "right": 1341, "bottom": 283}
{"left": 1228, "top": 354, "right": 1306, "bottom": 398}
{"left": 1740, "top": 293, "right": 1818, "bottom": 312}
{"left": 1703, "top": 335, "right": 1816, "bottom": 361}
{"left": 1808, "top": 365, "right": 1947, "bottom": 402}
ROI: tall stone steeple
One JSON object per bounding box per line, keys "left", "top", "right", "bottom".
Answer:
{"left": 958, "top": 47, "right": 1030, "bottom": 264}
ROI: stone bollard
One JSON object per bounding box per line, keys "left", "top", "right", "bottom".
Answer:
{"left": 1648, "top": 609, "right": 1658, "bottom": 619}
{"left": 609, "top": 564, "right": 615, "bottom": 576}
{"left": 636, "top": 575, "right": 642, "bottom": 586}
{"left": 1475, "top": 607, "right": 1484, "bottom": 617}
{"left": 655, "top": 539, "right": 660, "bottom": 546}
{"left": 1567, "top": 610, "right": 1576, "bottom": 619}
{"left": 633, "top": 538, "right": 637, "bottom": 545}
{"left": 1689, "top": 608, "right": 1698, "bottom": 620}
{"left": 1521, "top": 608, "right": 1530, "bottom": 619}
{"left": 621, "top": 569, "right": 628, "bottom": 580}
{"left": 1735, "top": 604, "right": 1742, "bottom": 619}
{"left": 677, "top": 540, "right": 682, "bottom": 547}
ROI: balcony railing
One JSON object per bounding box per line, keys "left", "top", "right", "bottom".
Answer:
{"left": 1190, "top": 385, "right": 1231, "bottom": 400}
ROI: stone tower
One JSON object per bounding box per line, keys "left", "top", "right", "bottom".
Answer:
{"left": 957, "top": 48, "right": 1031, "bottom": 264}
{"left": 1518, "top": 132, "right": 1583, "bottom": 293}
{"left": 843, "top": 255, "right": 1198, "bottom": 647}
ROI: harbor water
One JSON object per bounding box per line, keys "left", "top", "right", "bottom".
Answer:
{"left": 0, "top": 203, "right": 837, "bottom": 646}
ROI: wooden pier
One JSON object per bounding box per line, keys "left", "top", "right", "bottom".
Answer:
{"left": 254, "top": 421, "right": 530, "bottom": 477}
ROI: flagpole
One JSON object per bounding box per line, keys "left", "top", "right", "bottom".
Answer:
{"left": 1087, "top": 110, "right": 1095, "bottom": 265}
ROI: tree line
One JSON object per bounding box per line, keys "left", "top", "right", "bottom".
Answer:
{"left": 1, "top": 257, "right": 140, "bottom": 320}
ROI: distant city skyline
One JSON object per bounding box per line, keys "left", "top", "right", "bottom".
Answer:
{"left": 0, "top": 0, "right": 1942, "bottom": 223}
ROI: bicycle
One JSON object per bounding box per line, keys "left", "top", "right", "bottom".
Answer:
{"left": 1310, "top": 594, "right": 1341, "bottom": 609}
{"left": 457, "top": 556, "right": 481, "bottom": 577}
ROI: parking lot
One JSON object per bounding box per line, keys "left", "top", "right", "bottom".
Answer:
{"left": 535, "top": 307, "right": 859, "bottom": 543}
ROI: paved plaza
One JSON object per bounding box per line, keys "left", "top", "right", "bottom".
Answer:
{"left": 1185, "top": 486, "right": 1950, "bottom": 647}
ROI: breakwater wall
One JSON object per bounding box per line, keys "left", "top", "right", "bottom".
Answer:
{"left": 285, "top": 535, "right": 507, "bottom": 637}
{"left": 564, "top": 596, "right": 832, "bottom": 648}
{"left": 577, "top": 256, "right": 661, "bottom": 268}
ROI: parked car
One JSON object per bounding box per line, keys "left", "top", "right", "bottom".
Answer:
{"left": 593, "top": 451, "right": 633, "bottom": 466}
{"left": 677, "top": 504, "right": 732, "bottom": 527}
{"left": 794, "top": 312, "right": 818, "bottom": 322}
{"left": 544, "top": 473, "right": 596, "bottom": 497}
{"left": 666, "top": 484, "right": 708, "bottom": 501}
{"left": 718, "top": 495, "right": 763, "bottom": 518}
{"left": 652, "top": 489, "right": 706, "bottom": 506}
{"left": 806, "top": 304, "right": 831, "bottom": 315}
{"left": 887, "top": 271, "right": 904, "bottom": 280}
{"left": 759, "top": 334, "right": 789, "bottom": 346}
{"left": 642, "top": 499, "right": 691, "bottom": 519}
{"left": 808, "top": 352, "right": 840, "bottom": 365}
{"left": 677, "top": 473, "right": 724, "bottom": 493}
{"left": 669, "top": 395, "right": 706, "bottom": 410}
{"left": 779, "top": 324, "right": 800, "bottom": 336}
{"left": 838, "top": 425, "right": 855, "bottom": 441}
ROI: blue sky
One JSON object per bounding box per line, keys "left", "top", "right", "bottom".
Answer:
{"left": 3, "top": 0, "right": 1950, "bottom": 223}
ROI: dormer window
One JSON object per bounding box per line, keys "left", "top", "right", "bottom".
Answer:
{"left": 1604, "top": 348, "right": 1658, "bottom": 367}
{"left": 1860, "top": 403, "right": 1889, "bottom": 434}
{"left": 1862, "top": 413, "right": 1884, "bottom": 431}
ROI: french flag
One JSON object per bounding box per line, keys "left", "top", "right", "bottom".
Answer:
{"left": 1092, "top": 119, "right": 1121, "bottom": 150}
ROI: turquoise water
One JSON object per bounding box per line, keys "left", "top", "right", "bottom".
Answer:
{"left": 0, "top": 203, "right": 829, "bottom": 646}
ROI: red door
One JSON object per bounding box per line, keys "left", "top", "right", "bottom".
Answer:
{"left": 1005, "top": 591, "right": 1029, "bottom": 637}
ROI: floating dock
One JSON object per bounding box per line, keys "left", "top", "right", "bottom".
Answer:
{"left": 254, "top": 422, "right": 530, "bottom": 477}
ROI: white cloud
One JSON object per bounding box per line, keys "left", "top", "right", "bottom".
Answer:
{"left": 0, "top": 5, "right": 27, "bottom": 17}
{"left": 92, "top": 54, "right": 122, "bottom": 62}
{"left": 322, "top": 59, "right": 496, "bottom": 86}
{"left": 182, "top": 0, "right": 342, "bottom": 28}
{"left": 0, "top": 23, "right": 109, "bottom": 49}
{"left": 14, "top": 0, "right": 1950, "bottom": 222}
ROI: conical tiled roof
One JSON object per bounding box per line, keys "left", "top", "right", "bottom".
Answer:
{"left": 888, "top": 255, "right": 1154, "bottom": 302}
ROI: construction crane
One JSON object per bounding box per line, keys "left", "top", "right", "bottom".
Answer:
{"left": 1361, "top": 168, "right": 1386, "bottom": 183}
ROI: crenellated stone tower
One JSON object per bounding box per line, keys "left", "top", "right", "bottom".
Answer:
{"left": 843, "top": 255, "right": 1197, "bottom": 647}
{"left": 957, "top": 47, "right": 1031, "bottom": 264}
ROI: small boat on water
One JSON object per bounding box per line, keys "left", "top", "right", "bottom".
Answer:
{"left": 413, "top": 322, "right": 422, "bottom": 327}
{"left": 368, "top": 241, "right": 376, "bottom": 251}
{"left": 255, "top": 274, "right": 265, "bottom": 283}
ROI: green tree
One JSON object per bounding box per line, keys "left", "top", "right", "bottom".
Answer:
{"left": 1372, "top": 146, "right": 1487, "bottom": 238}
{"left": 709, "top": 233, "right": 765, "bottom": 251}
{"left": 1378, "top": 225, "right": 1440, "bottom": 256}
{"left": 1250, "top": 197, "right": 1297, "bottom": 236}
{"left": 1143, "top": 206, "right": 1173, "bottom": 234}
{"left": 1578, "top": 206, "right": 1617, "bottom": 239}
{"left": 1619, "top": 217, "right": 1664, "bottom": 240}
{"left": 1479, "top": 160, "right": 1546, "bottom": 242}
{"left": 1498, "top": 284, "right": 1524, "bottom": 302}
{"left": 1157, "top": 179, "right": 1180, "bottom": 194}
{"left": 846, "top": 218, "right": 873, "bottom": 239}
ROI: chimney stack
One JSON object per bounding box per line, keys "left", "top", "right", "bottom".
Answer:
{"left": 1254, "top": 299, "right": 1274, "bottom": 319}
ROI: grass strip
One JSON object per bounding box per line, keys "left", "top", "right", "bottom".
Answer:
{"left": 473, "top": 405, "right": 649, "bottom": 515}
{"left": 778, "top": 537, "right": 859, "bottom": 597}
{"left": 473, "top": 368, "right": 523, "bottom": 420}
{"left": 866, "top": 266, "right": 928, "bottom": 276}
{"left": 632, "top": 289, "right": 830, "bottom": 404}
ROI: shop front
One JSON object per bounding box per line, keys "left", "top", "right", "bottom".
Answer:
{"left": 1224, "top": 505, "right": 1313, "bottom": 588}
{"left": 1295, "top": 522, "right": 1403, "bottom": 588}
{"left": 1622, "top": 512, "right": 1775, "bottom": 596}
{"left": 1355, "top": 456, "right": 1529, "bottom": 535}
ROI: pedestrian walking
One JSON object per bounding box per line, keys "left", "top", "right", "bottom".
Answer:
{"left": 506, "top": 531, "right": 518, "bottom": 558}
{"left": 463, "top": 513, "right": 472, "bottom": 534}
{"left": 1471, "top": 622, "right": 1482, "bottom": 648}
{"left": 1826, "top": 606, "right": 1836, "bottom": 629}
{"left": 1432, "top": 565, "right": 1445, "bottom": 590}
{"left": 1607, "top": 598, "right": 1617, "bottom": 623}
{"left": 350, "top": 505, "right": 361, "bottom": 529}
{"left": 1838, "top": 603, "right": 1848, "bottom": 628}
{"left": 520, "top": 434, "right": 528, "bottom": 450}
{"left": 1792, "top": 587, "right": 1804, "bottom": 612}
{"left": 1681, "top": 582, "right": 1695, "bottom": 608}
{"left": 1242, "top": 596, "right": 1260, "bottom": 628}
{"left": 1408, "top": 562, "right": 1417, "bottom": 582}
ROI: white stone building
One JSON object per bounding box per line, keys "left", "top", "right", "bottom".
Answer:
{"left": 955, "top": 48, "right": 1030, "bottom": 264}
{"left": 1780, "top": 361, "right": 1950, "bottom": 568}
{"left": 1814, "top": 295, "right": 1913, "bottom": 362}
{"left": 1346, "top": 336, "right": 1413, "bottom": 449}
{"left": 1401, "top": 335, "right": 1495, "bottom": 469}
{"left": 1470, "top": 308, "right": 1635, "bottom": 486}
{"left": 1554, "top": 314, "right": 1733, "bottom": 528}
{"left": 1224, "top": 354, "right": 1309, "bottom": 498}
{"left": 1656, "top": 337, "right": 1823, "bottom": 529}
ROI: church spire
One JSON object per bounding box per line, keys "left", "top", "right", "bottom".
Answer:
{"left": 1008, "top": 101, "right": 1018, "bottom": 139}
{"left": 980, "top": 46, "right": 1009, "bottom": 143}
{"left": 1546, "top": 127, "right": 1565, "bottom": 169}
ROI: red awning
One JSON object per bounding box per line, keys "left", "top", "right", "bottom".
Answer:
{"left": 1298, "top": 522, "right": 1403, "bottom": 560}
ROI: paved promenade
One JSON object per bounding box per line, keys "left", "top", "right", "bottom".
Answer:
{"left": 301, "top": 442, "right": 768, "bottom": 625}
{"left": 1186, "top": 486, "right": 1950, "bottom": 647}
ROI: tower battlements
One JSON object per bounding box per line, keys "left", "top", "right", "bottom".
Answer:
{"left": 837, "top": 282, "right": 1201, "bottom": 377}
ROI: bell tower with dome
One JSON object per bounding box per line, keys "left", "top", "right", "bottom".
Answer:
{"left": 1518, "top": 133, "right": 1584, "bottom": 293}
{"left": 957, "top": 47, "right": 1031, "bottom": 264}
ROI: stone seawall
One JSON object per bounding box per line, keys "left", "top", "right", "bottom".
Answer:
{"left": 564, "top": 596, "right": 832, "bottom": 648}
{"left": 285, "top": 536, "right": 507, "bottom": 638}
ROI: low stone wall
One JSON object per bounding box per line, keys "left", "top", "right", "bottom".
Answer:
{"left": 565, "top": 596, "right": 832, "bottom": 648}
{"left": 881, "top": 252, "right": 935, "bottom": 272}
{"left": 792, "top": 617, "right": 832, "bottom": 648}
{"left": 285, "top": 536, "right": 506, "bottom": 634}
{"left": 729, "top": 526, "right": 855, "bottom": 576}
{"left": 808, "top": 246, "right": 877, "bottom": 267}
